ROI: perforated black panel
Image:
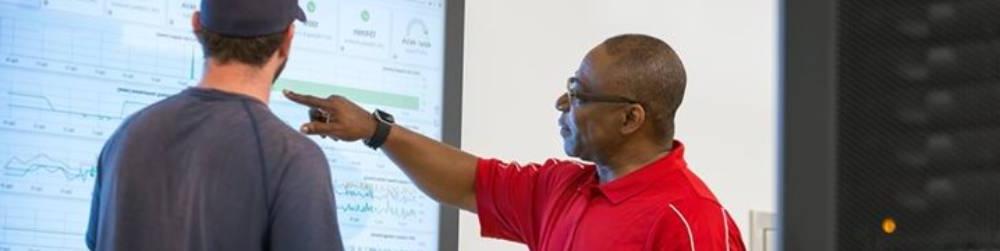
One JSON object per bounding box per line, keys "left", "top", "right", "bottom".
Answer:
{"left": 836, "top": 0, "right": 1000, "bottom": 249}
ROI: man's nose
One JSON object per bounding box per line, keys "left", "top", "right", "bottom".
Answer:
{"left": 555, "top": 93, "right": 570, "bottom": 112}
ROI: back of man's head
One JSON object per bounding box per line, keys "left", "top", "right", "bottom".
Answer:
{"left": 601, "top": 34, "right": 687, "bottom": 139}
{"left": 195, "top": 0, "right": 307, "bottom": 67}
{"left": 196, "top": 30, "right": 288, "bottom": 67}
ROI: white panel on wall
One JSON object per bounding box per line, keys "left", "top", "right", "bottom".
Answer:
{"left": 460, "top": 0, "right": 778, "bottom": 250}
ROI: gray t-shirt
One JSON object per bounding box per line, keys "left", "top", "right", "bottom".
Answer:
{"left": 86, "top": 88, "right": 343, "bottom": 251}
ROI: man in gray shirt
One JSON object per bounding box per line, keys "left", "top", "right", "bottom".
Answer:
{"left": 85, "top": 0, "right": 343, "bottom": 250}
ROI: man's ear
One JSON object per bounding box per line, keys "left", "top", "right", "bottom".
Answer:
{"left": 278, "top": 24, "right": 295, "bottom": 58}
{"left": 191, "top": 11, "right": 202, "bottom": 32}
{"left": 620, "top": 104, "right": 646, "bottom": 135}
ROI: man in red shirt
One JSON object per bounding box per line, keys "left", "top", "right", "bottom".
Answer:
{"left": 284, "top": 34, "right": 747, "bottom": 250}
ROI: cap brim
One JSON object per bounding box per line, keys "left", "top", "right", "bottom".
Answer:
{"left": 294, "top": 5, "right": 307, "bottom": 22}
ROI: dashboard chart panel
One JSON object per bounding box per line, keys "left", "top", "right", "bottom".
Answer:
{"left": 0, "top": 0, "right": 454, "bottom": 250}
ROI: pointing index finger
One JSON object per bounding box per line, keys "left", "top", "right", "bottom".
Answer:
{"left": 282, "top": 89, "right": 329, "bottom": 109}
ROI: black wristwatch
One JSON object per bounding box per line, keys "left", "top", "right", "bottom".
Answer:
{"left": 364, "top": 109, "right": 395, "bottom": 149}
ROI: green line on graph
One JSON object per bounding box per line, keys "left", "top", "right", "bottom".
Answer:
{"left": 190, "top": 48, "right": 196, "bottom": 80}
{"left": 275, "top": 79, "right": 419, "bottom": 110}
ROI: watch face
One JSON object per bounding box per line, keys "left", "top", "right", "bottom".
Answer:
{"left": 376, "top": 109, "right": 395, "bottom": 123}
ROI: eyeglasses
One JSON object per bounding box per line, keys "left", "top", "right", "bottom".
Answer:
{"left": 560, "top": 77, "right": 640, "bottom": 110}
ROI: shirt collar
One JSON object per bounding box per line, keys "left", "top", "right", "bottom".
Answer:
{"left": 594, "top": 140, "right": 687, "bottom": 204}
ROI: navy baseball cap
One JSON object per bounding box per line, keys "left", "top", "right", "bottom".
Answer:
{"left": 200, "top": 0, "right": 307, "bottom": 37}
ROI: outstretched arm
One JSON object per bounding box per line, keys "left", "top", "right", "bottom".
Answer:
{"left": 282, "top": 90, "right": 479, "bottom": 212}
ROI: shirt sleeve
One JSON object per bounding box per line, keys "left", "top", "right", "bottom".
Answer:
{"left": 476, "top": 158, "right": 577, "bottom": 247}
{"left": 268, "top": 143, "right": 344, "bottom": 251}
{"left": 646, "top": 199, "right": 747, "bottom": 251}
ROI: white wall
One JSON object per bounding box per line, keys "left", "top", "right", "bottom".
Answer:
{"left": 459, "top": 0, "right": 778, "bottom": 250}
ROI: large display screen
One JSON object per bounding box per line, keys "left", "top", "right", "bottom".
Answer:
{"left": 0, "top": 0, "right": 450, "bottom": 250}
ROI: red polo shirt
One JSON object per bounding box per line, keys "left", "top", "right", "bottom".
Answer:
{"left": 475, "top": 141, "right": 746, "bottom": 251}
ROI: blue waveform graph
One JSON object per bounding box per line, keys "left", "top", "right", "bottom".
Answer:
{"left": 338, "top": 201, "right": 422, "bottom": 219}
{"left": 3, "top": 154, "right": 97, "bottom": 183}
{"left": 335, "top": 180, "right": 426, "bottom": 204}
{"left": 334, "top": 179, "right": 430, "bottom": 228}
{"left": 0, "top": 144, "right": 100, "bottom": 201}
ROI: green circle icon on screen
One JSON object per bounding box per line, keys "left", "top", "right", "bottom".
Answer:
{"left": 307, "top": 1, "right": 316, "bottom": 13}
{"left": 361, "top": 10, "right": 370, "bottom": 22}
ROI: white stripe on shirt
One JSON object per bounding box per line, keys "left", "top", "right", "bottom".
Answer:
{"left": 723, "top": 208, "right": 730, "bottom": 251}
{"left": 669, "top": 203, "right": 696, "bottom": 251}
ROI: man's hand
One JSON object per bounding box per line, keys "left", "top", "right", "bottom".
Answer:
{"left": 282, "top": 89, "right": 479, "bottom": 212}
{"left": 283, "top": 90, "right": 376, "bottom": 142}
